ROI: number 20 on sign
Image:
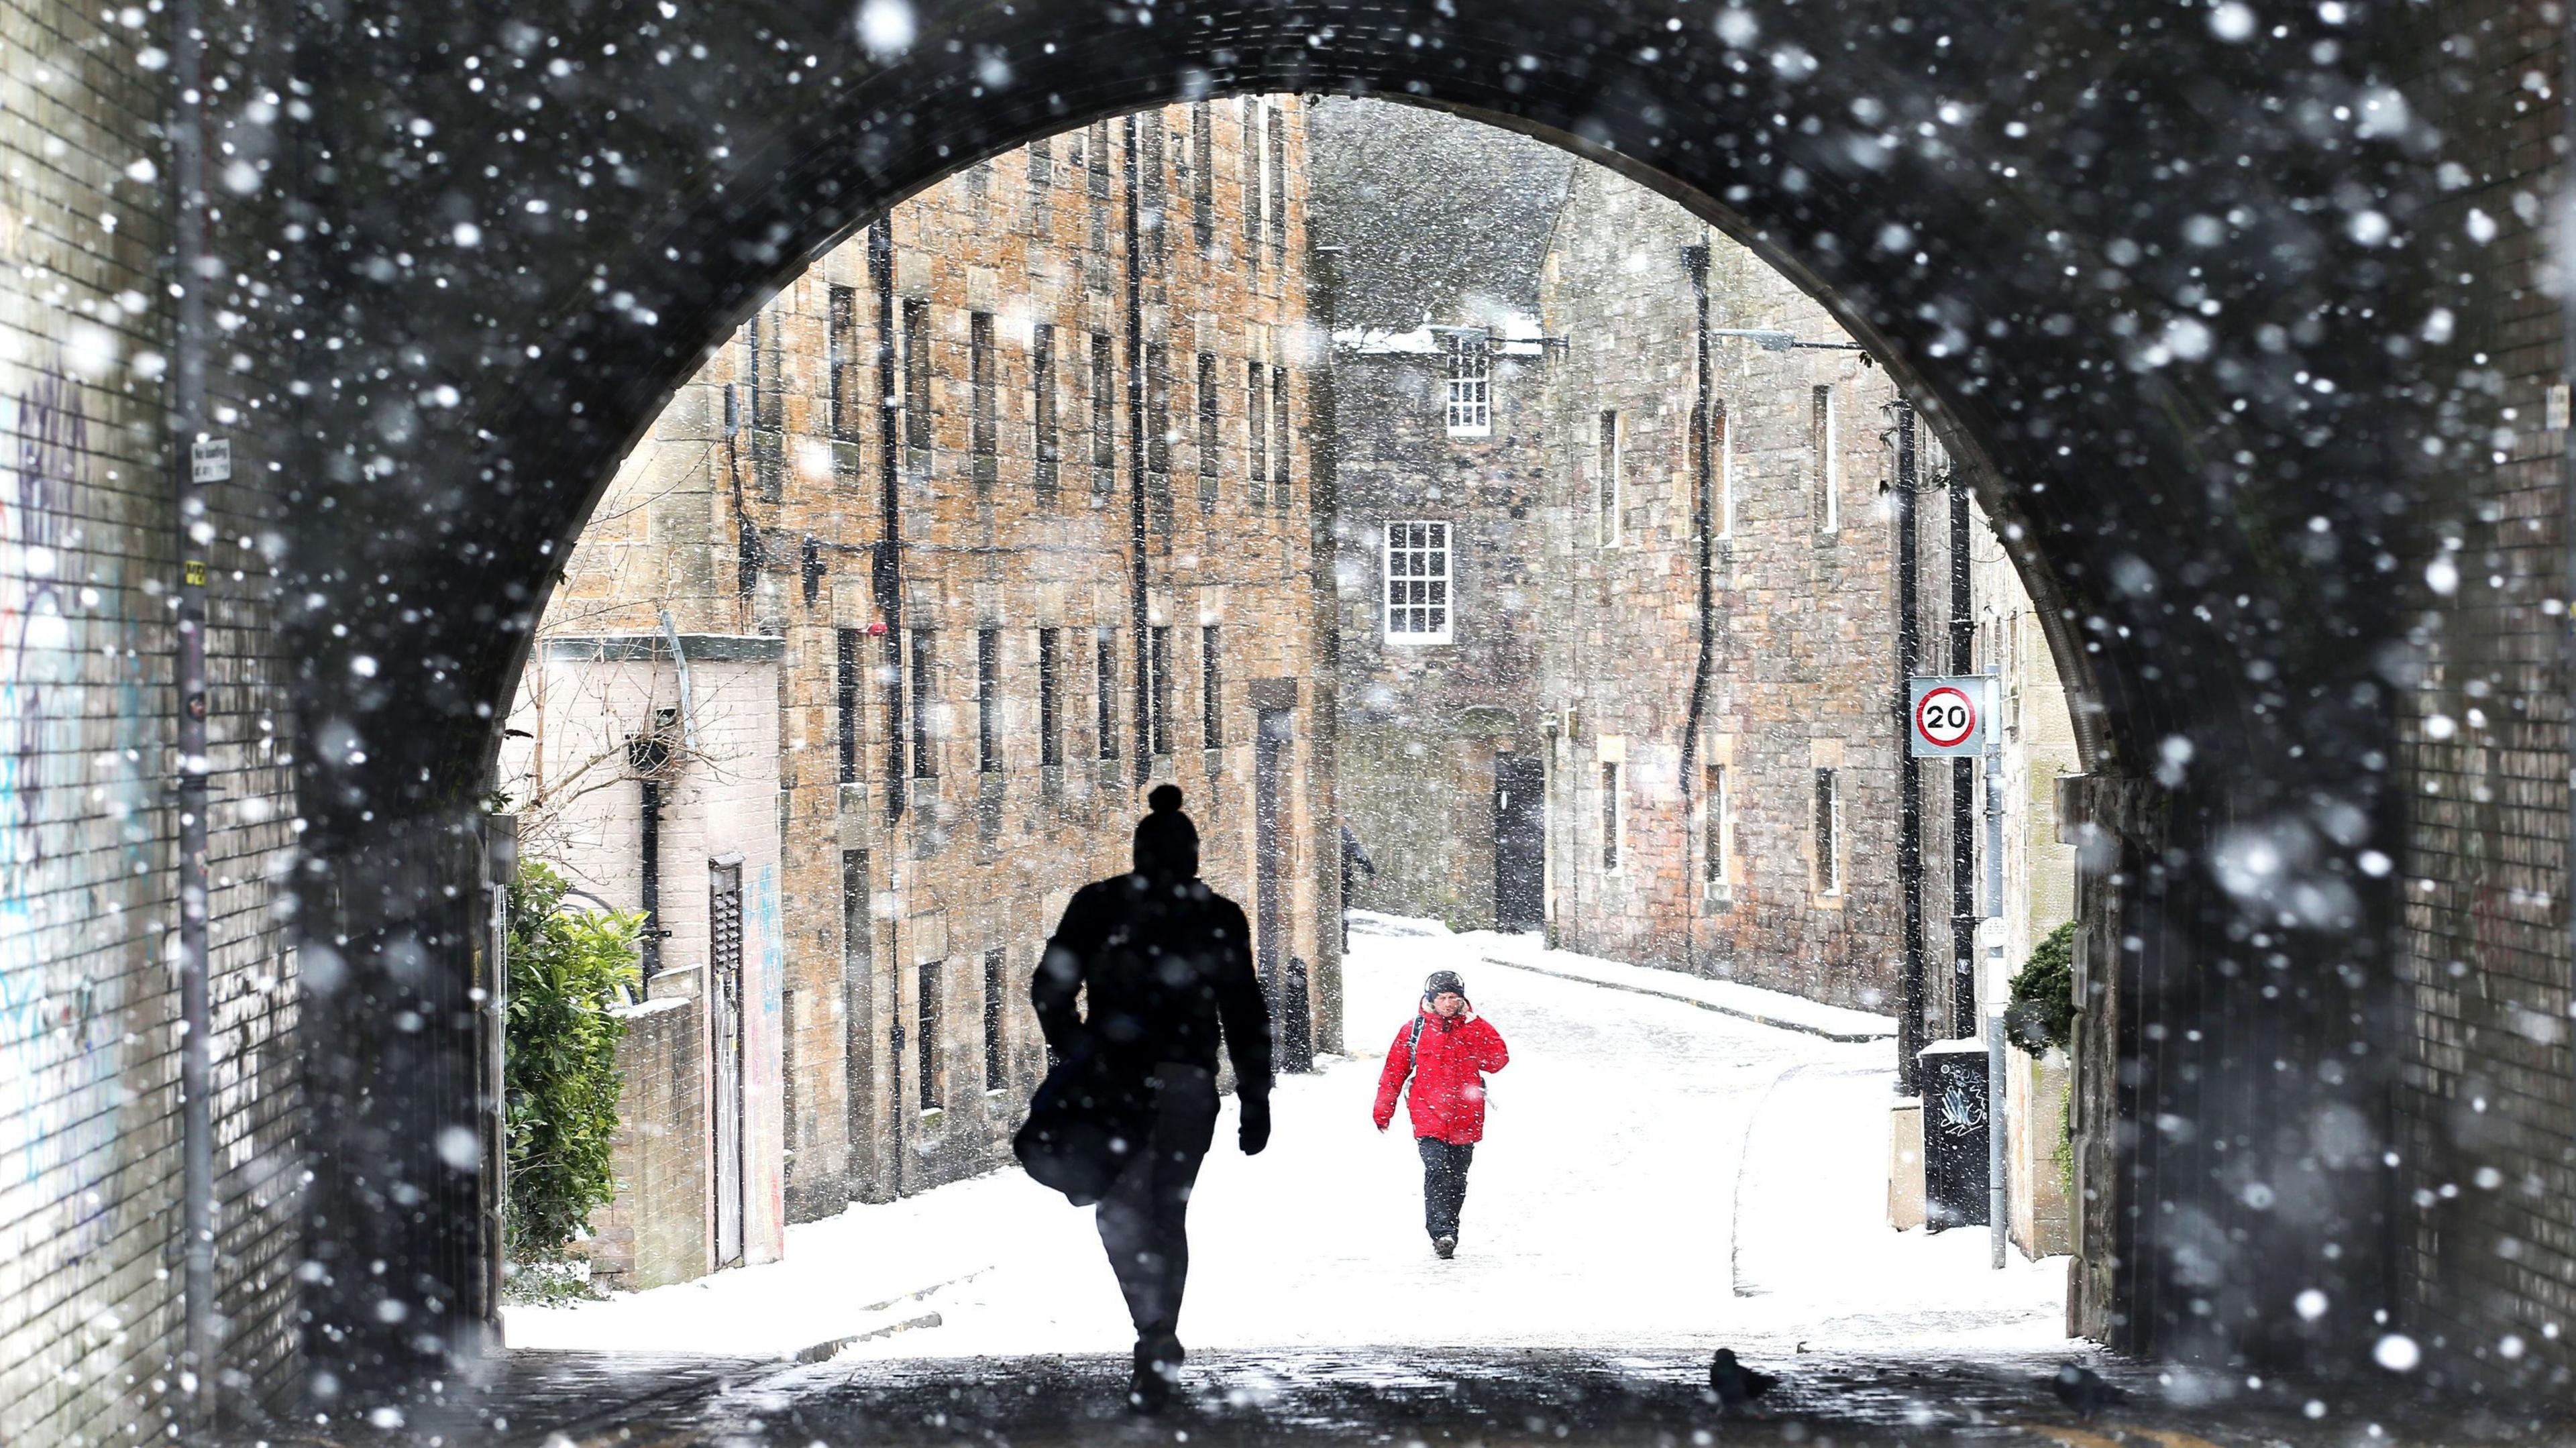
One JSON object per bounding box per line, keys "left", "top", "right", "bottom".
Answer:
{"left": 1908, "top": 675, "right": 1992, "bottom": 758}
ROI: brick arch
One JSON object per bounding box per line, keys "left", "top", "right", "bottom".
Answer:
{"left": 285, "top": 0, "right": 2418, "bottom": 1398}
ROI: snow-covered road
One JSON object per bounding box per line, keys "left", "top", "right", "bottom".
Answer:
{"left": 508, "top": 915, "right": 2070, "bottom": 1361}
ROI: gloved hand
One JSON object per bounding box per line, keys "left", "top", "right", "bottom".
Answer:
{"left": 1238, "top": 1091, "right": 1272, "bottom": 1156}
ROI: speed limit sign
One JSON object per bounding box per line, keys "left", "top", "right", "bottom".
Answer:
{"left": 1909, "top": 676, "right": 1991, "bottom": 758}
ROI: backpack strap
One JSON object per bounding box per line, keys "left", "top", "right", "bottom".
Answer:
{"left": 1403, "top": 1015, "right": 1425, "bottom": 1083}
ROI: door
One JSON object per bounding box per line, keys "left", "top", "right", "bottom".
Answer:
{"left": 1252, "top": 708, "right": 1292, "bottom": 1049}
{"left": 709, "top": 860, "right": 746, "bottom": 1268}
{"left": 1494, "top": 753, "right": 1547, "bottom": 931}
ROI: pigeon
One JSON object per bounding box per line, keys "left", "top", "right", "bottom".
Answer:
{"left": 2044, "top": 1363, "right": 2128, "bottom": 1417}
{"left": 1707, "top": 1348, "right": 1778, "bottom": 1408}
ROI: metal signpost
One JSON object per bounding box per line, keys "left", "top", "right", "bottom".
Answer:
{"left": 1909, "top": 675, "right": 2006, "bottom": 1264}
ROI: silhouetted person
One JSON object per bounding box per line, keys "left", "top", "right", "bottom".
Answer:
{"left": 1340, "top": 824, "right": 1376, "bottom": 949}
{"left": 1034, "top": 784, "right": 1272, "bottom": 1412}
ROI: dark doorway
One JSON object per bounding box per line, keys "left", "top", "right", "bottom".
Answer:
{"left": 1252, "top": 708, "right": 1293, "bottom": 1047}
{"left": 1493, "top": 753, "right": 1546, "bottom": 932}
{"left": 709, "top": 858, "right": 747, "bottom": 1269}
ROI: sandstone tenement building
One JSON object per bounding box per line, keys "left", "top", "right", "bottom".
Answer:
{"left": 499, "top": 99, "right": 1332, "bottom": 1278}
{"left": 1311, "top": 101, "right": 1570, "bottom": 934}
{"left": 1320, "top": 105, "right": 2082, "bottom": 1036}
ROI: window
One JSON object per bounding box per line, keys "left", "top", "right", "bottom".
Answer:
{"left": 1248, "top": 360, "right": 1269, "bottom": 504}
{"left": 902, "top": 300, "right": 932, "bottom": 470}
{"left": 1146, "top": 342, "right": 1172, "bottom": 478}
{"left": 1266, "top": 104, "right": 1287, "bottom": 264}
{"left": 1034, "top": 323, "right": 1059, "bottom": 494}
{"left": 1445, "top": 334, "right": 1490, "bottom": 437}
{"left": 1597, "top": 409, "right": 1622, "bottom": 545}
{"left": 828, "top": 285, "right": 860, "bottom": 442}
{"left": 882, "top": 628, "right": 906, "bottom": 818}
{"left": 1087, "top": 119, "right": 1112, "bottom": 199}
{"left": 1191, "top": 104, "right": 1215, "bottom": 252}
{"left": 1089, "top": 333, "right": 1117, "bottom": 488}
{"left": 836, "top": 627, "right": 861, "bottom": 784}
{"left": 1383, "top": 521, "right": 1453, "bottom": 645}
{"left": 917, "top": 960, "right": 942, "bottom": 1111}
{"left": 1148, "top": 626, "right": 1173, "bottom": 757}
{"left": 1201, "top": 624, "right": 1222, "bottom": 750}
{"left": 1037, "top": 627, "right": 1063, "bottom": 768}
{"left": 1196, "top": 352, "right": 1220, "bottom": 502}
{"left": 983, "top": 948, "right": 1008, "bottom": 1092}
{"left": 1712, "top": 398, "right": 1735, "bottom": 541}
{"left": 1240, "top": 99, "right": 1263, "bottom": 252}
{"left": 1140, "top": 111, "right": 1167, "bottom": 264}
{"left": 1271, "top": 365, "right": 1291, "bottom": 500}
{"left": 745, "top": 308, "right": 784, "bottom": 430}
{"left": 908, "top": 627, "right": 937, "bottom": 779}
{"left": 970, "top": 312, "right": 998, "bottom": 488}
{"left": 1095, "top": 626, "right": 1120, "bottom": 760}
{"left": 1813, "top": 384, "right": 1839, "bottom": 534}
{"left": 1600, "top": 762, "right": 1622, "bottom": 872}
{"left": 1705, "top": 764, "right": 1731, "bottom": 896}
{"left": 1814, "top": 767, "right": 1841, "bottom": 895}
{"left": 1027, "top": 135, "right": 1053, "bottom": 188}
{"left": 976, "top": 626, "right": 1001, "bottom": 773}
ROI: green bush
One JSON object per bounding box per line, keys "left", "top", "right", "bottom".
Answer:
{"left": 2003, "top": 920, "right": 2078, "bottom": 1058}
{"left": 504, "top": 861, "right": 643, "bottom": 1260}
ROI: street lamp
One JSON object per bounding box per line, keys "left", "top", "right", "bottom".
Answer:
{"left": 1707, "top": 327, "right": 1870, "bottom": 355}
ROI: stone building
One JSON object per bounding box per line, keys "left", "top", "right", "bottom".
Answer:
{"left": 1311, "top": 103, "right": 1570, "bottom": 932}
{"left": 499, "top": 96, "right": 1334, "bottom": 1280}
{"left": 1530, "top": 162, "right": 1906, "bottom": 1009}
{"left": 1319, "top": 107, "right": 2081, "bottom": 1046}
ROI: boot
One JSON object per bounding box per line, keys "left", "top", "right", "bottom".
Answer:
{"left": 1128, "top": 1330, "right": 1184, "bottom": 1413}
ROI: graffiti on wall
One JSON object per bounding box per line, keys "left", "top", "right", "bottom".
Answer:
{"left": 0, "top": 359, "right": 156, "bottom": 1266}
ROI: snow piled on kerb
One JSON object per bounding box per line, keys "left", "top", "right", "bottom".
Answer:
{"left": 506, "top": 914, "right": 2065, "bottom": 1362}
{"left": 1365, "top": 911, "right": 1898, "bottom": 1042}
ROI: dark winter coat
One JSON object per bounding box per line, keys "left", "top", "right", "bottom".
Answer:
{"left": 1033, "top": 871, "right": 1274, "bottom": 1093}
{"left": 1372, "top": 1007, "right": 1509, "bottom": 1144}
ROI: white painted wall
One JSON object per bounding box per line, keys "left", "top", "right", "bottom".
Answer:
{"left": 498, "top": 642, "right": 789, "bottom": 1270}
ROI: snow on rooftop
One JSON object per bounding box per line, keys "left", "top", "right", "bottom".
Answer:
{"left": 1335, "top": 309, "right": 1548, "bottom": 357}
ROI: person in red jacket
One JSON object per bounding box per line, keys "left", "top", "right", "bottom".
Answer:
{"left": 1372, "top": 969, "right": 1509, "bottom": 1258}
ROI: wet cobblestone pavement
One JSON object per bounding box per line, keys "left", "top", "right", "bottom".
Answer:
{"left": 227, "top": 1346, "right": 2576, "bottom": 1448}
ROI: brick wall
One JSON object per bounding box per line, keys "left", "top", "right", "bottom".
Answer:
{"left": 2387, "top": 0, "right": 2576, "bottom": 1388}
{"left": 588, "top": 998, "right": 707, "bottom": 1292}
{"left": 0, "top": 0, "right": 299, "bottom": 1439}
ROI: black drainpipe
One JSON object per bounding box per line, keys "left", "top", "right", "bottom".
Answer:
{"left": 629, "top": 730, "right": 672, "bottom": 979}
{"left": 1948, "top": 436, "right": 1978, "bottom": 1038}
{"left": 1896, "top": 399, "right": 1925, "bottom": 1094}
{"left": 1678, "top": 243, "right": 1715, "bottom": 974}
{"left": 869, "top": 217, "right": 905, "bottom": 1196}
{"left": 1125, "top": 113, "right": 1152, "bottom": 785}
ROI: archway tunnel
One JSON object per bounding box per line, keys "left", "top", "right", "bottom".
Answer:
{"left": 170, "top": 0, "right": 2551, "bottom": 1421}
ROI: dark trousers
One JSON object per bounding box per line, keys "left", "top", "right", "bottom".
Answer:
{"left": 1417, "top": 1137, "right": 1476, "bottom": 1239}
{"left": 1095, "top": 1063, "right": 1218, "bottom": 1341}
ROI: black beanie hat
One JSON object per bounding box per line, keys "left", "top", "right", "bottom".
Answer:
{"left": 1424, "top": 970, "right": 1467, "bottom": 1000}
{"left": 1133, "top": 784, "right": 1200, "bottom": 877}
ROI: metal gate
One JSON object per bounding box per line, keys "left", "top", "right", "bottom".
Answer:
{"left": 709, "top": 858, "right": 746, "bottom": 1268}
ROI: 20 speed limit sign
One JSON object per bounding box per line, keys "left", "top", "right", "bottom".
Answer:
{"left": 1909, "top": 676, "right": 1991, "bottom": 758}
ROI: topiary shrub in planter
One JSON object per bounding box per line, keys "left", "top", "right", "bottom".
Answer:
{"left": 504, "top": 861, "right": 643, "bottom": 1265}
{"left": 2004, "top": 920, "right": 2077, "bottom": 1058}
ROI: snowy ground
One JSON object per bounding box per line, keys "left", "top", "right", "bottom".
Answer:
{"left": 507, "top": 915, "right": 2070, "bottom": 1363}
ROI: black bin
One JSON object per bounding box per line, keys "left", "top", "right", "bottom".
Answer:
{"left": 1917, "top": 1038, "right": 1990, "bottom": 1231}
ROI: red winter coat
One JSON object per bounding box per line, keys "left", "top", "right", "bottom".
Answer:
{"left": 1372, "top": 1008, "right": 1509, "bottom": 1144}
